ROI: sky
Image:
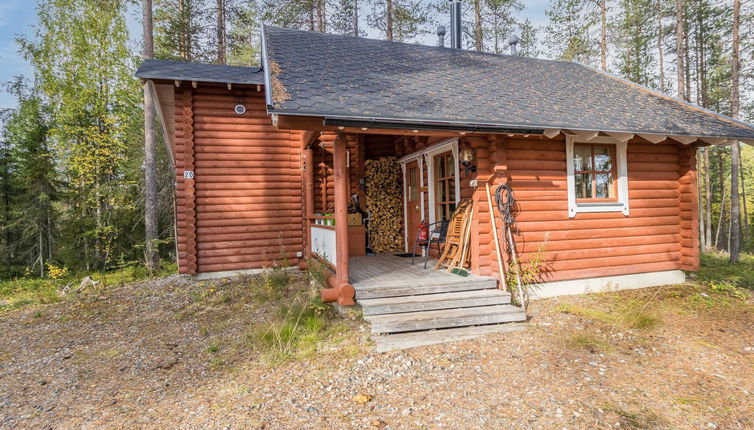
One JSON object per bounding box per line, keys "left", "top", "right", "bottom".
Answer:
{"left": 0, "top": 0, "right": 550, "bottom": 111}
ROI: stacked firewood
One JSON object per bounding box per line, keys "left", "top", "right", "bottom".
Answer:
{"left": 365, "top": 157, "right": 404, "bottom": 253}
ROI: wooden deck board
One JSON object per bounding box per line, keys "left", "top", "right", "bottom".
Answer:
{"left": 349, "top": 255, "right": 495, "bottom": 289}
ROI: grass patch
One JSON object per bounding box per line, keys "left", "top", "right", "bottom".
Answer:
{"left": 696, "top": 251, "right": 754, "bottom": 290}
{"left": 603, "top": 405, "right": 664, "bottom": 429}
{"left": 569, "top": 331, "right": 614, "bottom": 353}
{"left": 0, "top": 260, "right": 177, "bottom": 312}
{"left": 247, "top": 272, "right": 342, "bottom": 364}
{"left": 556, "top": 300, "right": 662, "bottom": 331}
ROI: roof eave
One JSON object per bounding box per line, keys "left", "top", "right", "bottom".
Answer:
{"left": 268, "top": 110, "right": 754, "bottom": 142}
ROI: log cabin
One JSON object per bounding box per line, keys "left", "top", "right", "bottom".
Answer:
{"left": 136, "top": 24, "right": 754, "bottom": 337}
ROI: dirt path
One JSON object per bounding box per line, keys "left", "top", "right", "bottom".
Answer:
{"left": 1, "top": 274, "right": 752, "bottom": 429}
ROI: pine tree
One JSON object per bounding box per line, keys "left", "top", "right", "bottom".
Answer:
{"left": 2, "top": 81, "right": 57, "bottom": 276}
{"left": 545, "top": 0, "right": 601, "bottom": 66}
{"left": 227, "top": 0, "right": 261, "bottom": 66}
{"left": 154, "top": 0, "right": 212, "bottom": 62}
{"left": 330, "top": 0, "right": 362, "bottom": 36}
{"left": 20, "top": 0, "right": 142, "bottom": 270}
{"left": 369, "top": 0, "right": 430, "bottom": 42}
{"left": 615, "top": 0, "right": 657, "bottom": 87}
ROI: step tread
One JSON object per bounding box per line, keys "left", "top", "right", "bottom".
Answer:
{"left": 365, "top": 304, "right": 525, "bottom": 324}
{"left": 374, "top": 323, "right": 527, "bottom": 352}
{"left": 359, "top": 289, "right": 510, "bottom": 307}
{"left": 354, "top": 278, "right": 498, "bottom": 299}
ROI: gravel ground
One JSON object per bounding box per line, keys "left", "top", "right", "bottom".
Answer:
{"left": 0, "top": 274, "right": 752, "bottom": 430}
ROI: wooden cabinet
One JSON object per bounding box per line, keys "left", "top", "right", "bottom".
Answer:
{"left": 348, "top": 225, "right": 366, "bottom": 257}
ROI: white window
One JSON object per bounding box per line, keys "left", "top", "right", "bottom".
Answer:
{"left": 566, "top": 136, "right": 629, "bottom": 218}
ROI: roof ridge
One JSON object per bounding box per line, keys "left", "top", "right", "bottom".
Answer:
{"left": 262, "top": 24, "right": 580, "bottom": 67}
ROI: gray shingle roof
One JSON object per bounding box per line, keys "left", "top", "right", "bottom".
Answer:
{"left": 136, "top": 59, "right": 264, "bottom": 85}
{"left": 263, "top": 25, "right": 754, "bottom": 139}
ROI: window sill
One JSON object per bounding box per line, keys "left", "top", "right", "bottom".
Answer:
{"left": 569, "top": 202, "right": 628, "bottom": 217}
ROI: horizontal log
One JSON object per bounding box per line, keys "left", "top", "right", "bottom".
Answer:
{"left": 516, "top": 234, "right": 680, "bottom": 253}
{"left": 535, "top": 251, "right": 681, "bottom": 272}
{"left": 541, "top": 261, "right": 682, "bottom": 283}
{"left": 628, "top": 189, "right": 680, "bottom": 199}
{"left": 519, "top": 243, "right": 681, "bottom": 264}
{"left": 197, "top": 237, "right": 301, "bottom": 253}
{"left": 505, "top": 149, "right": 565, "bottom": 162}
{"left": 197, "top": 220, "right": 304, "bottom": 233}
{"left": 198, "top": 230, "right": 302, "bottom": 243}
{"left": 192, "top": 174, "right": 300, "bottom": 183}
{"left": 195, "top": 196, "right": 301, "bottom": 205}
{"left": 505, "top": 141, "right": 564, "bottom": 151}
{"left": 195, "top": 182, "right": 301, "bottom": 191}
{"left": 627, "top": 143, "right": 678, "bottom": 154}
{"left": 195, "top": 218, "right": 303, "bottom": 229}
{"left": 515, "top": 224, "right": 680, "bottom": 241}
{"left": 197, "top": 202, "right": 302, "bottom": 212}
{"left": 199, "top": 246, "right": 304, "bottom": 265}
{"left": 196, "top": 209, "right": 302, "bottom": 220}
{"left": 506, "top": 160, "right": 567, "bottom": 171}
{"left": 627, "top": 153, "right": 679, "bottom": 163}
{"left": 629, "top": 162, "right": 680, "bottom": 172}
{"left": 514, "top": 215, "right": 679, "bottom": 232}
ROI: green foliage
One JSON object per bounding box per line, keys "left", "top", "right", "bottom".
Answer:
{"left": 249, "top": 285, "right": 339, "bottom": 363}
{"left": 0, "top": 260, "right": 177, "bottom": 312}
{"left": 544, "top": 0, "right": 600, "bottom": 66}
{"left": 154, "top": 0, "right": 212, "bottom": 62}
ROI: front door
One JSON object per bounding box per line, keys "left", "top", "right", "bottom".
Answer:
{"left": 405, "top": 161, "right": 422, "bottom": 252}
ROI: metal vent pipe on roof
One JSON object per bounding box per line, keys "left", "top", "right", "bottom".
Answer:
{"left": 437, "top": 25, "right": 446, "bottom": 47}
{"left": 449, "top": 0, "right": 462, "bottom": 49}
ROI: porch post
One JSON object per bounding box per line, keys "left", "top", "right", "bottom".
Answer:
{"left": 302, "top": 147, "right": 315, "bottom": 260}
{"left": 327, "top": 133, "right": 355, "bottom": 305}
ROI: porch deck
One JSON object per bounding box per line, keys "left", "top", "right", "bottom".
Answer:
{"left": 349, "top": 254, "right": 497, "bottom": 296}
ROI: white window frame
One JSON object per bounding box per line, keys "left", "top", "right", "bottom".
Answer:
{"left": 566, "top": 135, "right": 629, "bottom": 218}
{"left": 424, "top": 138, "right": 461, "bottom": 226}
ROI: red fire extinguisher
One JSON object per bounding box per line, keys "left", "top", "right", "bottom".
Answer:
{"left": 418, "top": 218, "right": 429, "bottom": 242}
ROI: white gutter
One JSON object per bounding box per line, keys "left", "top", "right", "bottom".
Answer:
{"left": 260, "top": 24, "right": 274, "bottom": 110}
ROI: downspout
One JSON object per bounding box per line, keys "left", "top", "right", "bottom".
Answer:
{"left": 260, "top": 24, "right": 274, "bottom": 110}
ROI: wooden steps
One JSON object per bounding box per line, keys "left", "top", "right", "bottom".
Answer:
{"left": 366, "top": 304, "right": 527, "bottom": 334}
{"left": 350, "top": 255, "right": 527, "bottom": 350}
{"left": 359, "top": 289, "right": 512, "bottom": 316}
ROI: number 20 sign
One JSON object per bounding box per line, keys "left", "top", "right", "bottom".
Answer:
{"left": 183, "top": 170, "right": 195, "bottom": 179}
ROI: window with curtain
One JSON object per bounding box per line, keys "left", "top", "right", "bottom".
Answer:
{"left": 434, "top": 152, "right": 456, "bottom": 221}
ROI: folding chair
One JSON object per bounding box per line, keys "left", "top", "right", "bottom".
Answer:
{"left": 411, "top": 220, "right": 450, "bottom": 269}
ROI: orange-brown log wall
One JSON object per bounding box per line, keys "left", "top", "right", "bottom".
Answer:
{"left": 174, "top": 85, "right": 303, "bottom": 274}
{"left": 471, "top": 135, "right": 699, "bottom": 283}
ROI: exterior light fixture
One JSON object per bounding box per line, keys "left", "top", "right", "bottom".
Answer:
{"left": 459, "top": 147, "right": 476, "bottom": 176}
{"left": 234, "top": 104, "right": 246, "bottom": 115}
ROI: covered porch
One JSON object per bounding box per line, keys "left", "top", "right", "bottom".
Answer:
{"left": 298, "top": 128, "right": 514, "bottom": 306}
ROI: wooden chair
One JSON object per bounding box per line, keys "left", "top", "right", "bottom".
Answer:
{"left": 434, "top": 200, "right": 473, "bottom": 271}
{"left": 411, "top": 220, "right": 450, "bottom": 269}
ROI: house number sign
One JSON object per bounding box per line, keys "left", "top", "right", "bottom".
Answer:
{"left": 183, "top": 170, "right": 195, "bottom": 179}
